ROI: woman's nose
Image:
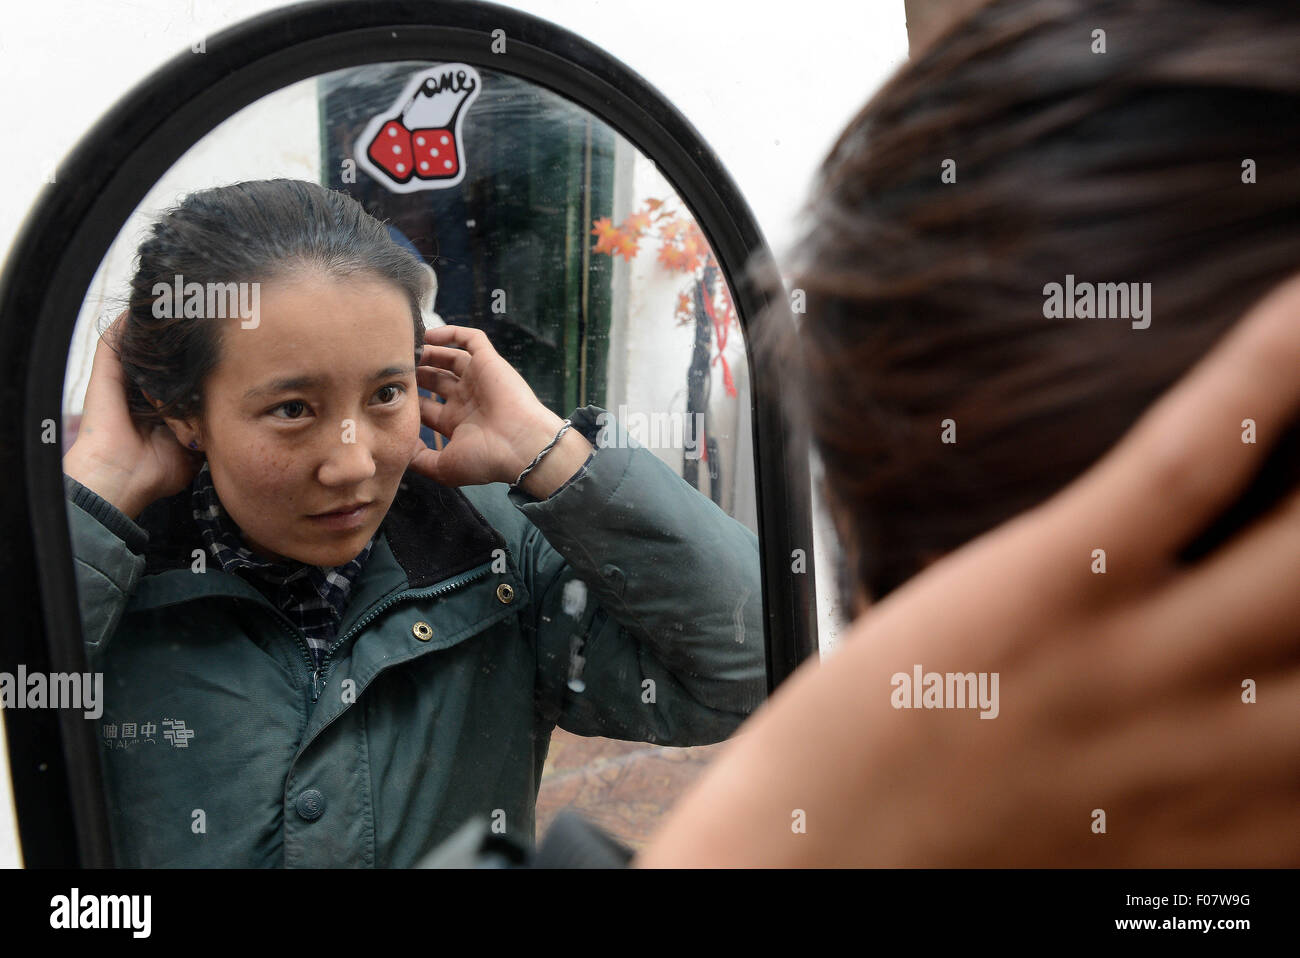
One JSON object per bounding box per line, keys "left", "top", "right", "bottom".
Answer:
{"left": 317, "top": 423, "right": 379, "bottom": 485}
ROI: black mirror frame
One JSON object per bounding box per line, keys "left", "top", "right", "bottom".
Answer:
{"left": 0, "top": 0, "right": 818, "bottom": 867}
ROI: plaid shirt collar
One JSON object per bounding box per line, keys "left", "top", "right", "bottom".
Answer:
{"left": 190, "top": 460, "right": 376, "bottom": 666}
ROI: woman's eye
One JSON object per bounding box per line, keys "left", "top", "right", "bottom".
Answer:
{"left": 271, "top": 399, "right": 309, "bottom": 420}
{"left": 268, "top": 385, "right": 403, "bottom": 419}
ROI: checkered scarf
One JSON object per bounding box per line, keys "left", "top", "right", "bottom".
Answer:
{"left": 190, "top": 460, "right": 376, "bottom": 668}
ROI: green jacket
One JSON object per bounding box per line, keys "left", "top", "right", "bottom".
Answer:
{"left": 65, "top": 405, "right": 766, "bottom": 867}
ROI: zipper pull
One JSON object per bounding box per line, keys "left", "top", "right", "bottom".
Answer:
{"left": 312, "top": 668, "right": 321, "bottom": 702}
{"left": 566, "top": 634, "right": 587, "bottom": 693}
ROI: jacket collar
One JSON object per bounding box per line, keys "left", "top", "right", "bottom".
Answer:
{"left": 135, "top": 468, "right": 507, "bottom": 588}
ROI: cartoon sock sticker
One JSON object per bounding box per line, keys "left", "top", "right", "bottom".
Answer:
{"left": 356, "top": 64, "right": 482, "bottom": 193}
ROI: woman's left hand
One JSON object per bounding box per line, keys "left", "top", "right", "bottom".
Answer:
{"left": 406, "top": 324, "right": 591, "bottom": 493}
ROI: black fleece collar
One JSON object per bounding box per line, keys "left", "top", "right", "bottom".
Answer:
{"left": 136, "top": 468, "right": 507, "bottom": 587}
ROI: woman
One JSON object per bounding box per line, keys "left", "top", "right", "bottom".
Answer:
{"left": 62, "top": 178, "right": 766, "bottom": 867}
{"left": 638, "top": 0, "right": 1300, "bottom": 866}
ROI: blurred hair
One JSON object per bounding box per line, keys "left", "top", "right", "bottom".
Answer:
{"left": 110, "top": 178, "right": 432, "bottom": 429}
{"left": 752, "top": 0, "right": 1300, "bottom": 605}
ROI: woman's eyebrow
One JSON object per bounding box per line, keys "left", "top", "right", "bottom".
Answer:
{"left": 244, "top": 365, "right": 417, "bottom": 400}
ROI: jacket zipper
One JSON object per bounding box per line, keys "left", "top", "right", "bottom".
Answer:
{"left": 271, "top": 561, "right": 497, "bottom": 704}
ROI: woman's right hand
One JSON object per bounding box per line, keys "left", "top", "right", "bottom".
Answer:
{"left": 636, "top": 273, "right": 1300, "bottom": 867}
{"left": 63, "top": 309, "right": 203, "bottom": 520}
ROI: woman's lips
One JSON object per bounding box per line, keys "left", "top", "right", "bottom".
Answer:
{"left": 307, "top": 503, "right": 372, "bottom": 529}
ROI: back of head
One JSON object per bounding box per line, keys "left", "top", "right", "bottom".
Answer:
{"left": 783, "top": 0, "right": 1300, "bottom": 602}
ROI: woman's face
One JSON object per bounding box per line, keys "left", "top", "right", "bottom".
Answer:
{"left": 184, "top": 270, "right": 421, "bottom": 567}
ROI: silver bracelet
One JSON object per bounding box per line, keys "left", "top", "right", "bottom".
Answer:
{"left": 511, "top": 419, "right": 573, "bottom": 489}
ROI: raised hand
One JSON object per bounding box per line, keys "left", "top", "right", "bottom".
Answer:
{"left": 63, "top": 309, "right": 204, "bottom": 519}
{"left": 636, "top": 273, "right": 1300, "bottom": 867}
{"left": 407, "top": 324, "right": 592, "bottom": 497}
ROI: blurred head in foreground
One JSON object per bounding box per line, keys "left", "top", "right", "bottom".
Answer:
{"left": 771, "top": 0, "right": 1300, "bottom": 612}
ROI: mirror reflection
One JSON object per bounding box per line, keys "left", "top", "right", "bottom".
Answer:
{"left": 59, "top": 61, "right": 764, "bottom": 866}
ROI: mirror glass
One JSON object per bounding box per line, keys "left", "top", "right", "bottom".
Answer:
{"left": 59, "top": 61, "right": 764, "bottom": 866}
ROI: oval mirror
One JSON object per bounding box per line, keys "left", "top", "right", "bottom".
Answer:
{"left": 0, "top": 1, "right": 816, "bottom": 867}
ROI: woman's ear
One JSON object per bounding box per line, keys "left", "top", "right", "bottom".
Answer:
{"left": 166, "top": 416, "right": 204, "bottom": 451}
{"left": 142, "top": 389, "right": 203, "bottom": 451}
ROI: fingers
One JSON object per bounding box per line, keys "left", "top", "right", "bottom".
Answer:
{"left": 92, "top": 310, "right": 130, "bottom": 381}
{"left": 100, "top": 307, "right": 128, "bottom": 348}
{"left": 417, "top": 391, "right": 452, "bottom": 437}
{"left": 423, "top": 323, "right": 491, "bottom": 355}
{"left": 416, "top": 359, "right": 463, "bottom": 399}
{"left": 1049, "top": 271, "right": 1300, "bottom": 572}
{"left": 1121, "top": 484, "right": 1300, "bottom": 679}
{"left": 407, "top": 441, "right": 446, "bottom": 485}
{"left": 419, "top": 342, "right": 471, "bottom": 379}
{"left": 81, "top": 310, "right": 135, "bottom": 428}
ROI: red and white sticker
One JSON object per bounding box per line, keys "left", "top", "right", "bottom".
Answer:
{"left": 355, "top": 64, "right": 482, "bottom": 193}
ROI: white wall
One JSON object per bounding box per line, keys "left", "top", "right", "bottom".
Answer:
{"left": 0, "top": 0, "right": 909, "bottom": 868}
{"left": 603, "top": 142, "right": 758, "bottom": 532}
{"left": 1, "top": 0, "right": 908, "bottom": 265}
{"left": 63, "top": 77, "right": 324, "bottom": 416}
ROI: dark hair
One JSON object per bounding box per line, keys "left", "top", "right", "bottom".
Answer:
{"left": 773, "top": 0, "right": 1300, "bottom": 603}
{"left": 111, "top": 178, "right": 431, "bottom": 429}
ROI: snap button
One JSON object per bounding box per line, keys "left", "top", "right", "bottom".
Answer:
{"left": 412, "top": 621, "right": 433, "bottom": 641}
{"left": 600, "top": 564, "right": 626, "bottom": 597}
{"left": 296, "top": 788, "right": 325, "bottom": 821}
{"left": 496, "top": 583, "right": 515, "bottom": 604}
